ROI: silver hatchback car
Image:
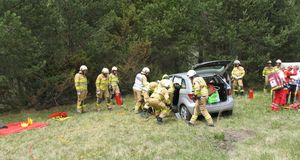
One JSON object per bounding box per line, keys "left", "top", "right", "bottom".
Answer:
{"left": 170, "top": 60, "right": 234, "bottom": 121}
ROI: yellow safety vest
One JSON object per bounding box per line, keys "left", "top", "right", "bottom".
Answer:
{"left": 262, "top": 66, "right": 274, "bottom": 76}
{"left": 96, "top": 74, "right": 110, "bottom": 91}
{"left": 231, "top": 66, "right": 245, "bottom": 79}
{"left": 193, "top": 77, "right": 208, "bottom": 97}
{"left": 109, "top": 73, "right": 119, "bottom": 87}
{"left": 74, "top": 73, "right": 88, "bottom": 91}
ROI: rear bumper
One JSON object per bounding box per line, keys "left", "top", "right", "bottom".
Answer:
{"left": 185, "top": 96, "right": 234, "bottom": 114}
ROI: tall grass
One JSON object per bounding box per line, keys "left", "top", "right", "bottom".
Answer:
{"left": 0, "top": 92, "right": 300, "bottom": 160}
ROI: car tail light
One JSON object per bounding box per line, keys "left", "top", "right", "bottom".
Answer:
{"left": 227, "top": 89, "right": 232, "bottom": 96}
{"left": 188, "top": 93, "right": 194, "bottom": 101}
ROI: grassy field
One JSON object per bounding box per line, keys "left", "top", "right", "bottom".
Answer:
{"left": 1, "top": 92, "right": 300, "bottom": 160}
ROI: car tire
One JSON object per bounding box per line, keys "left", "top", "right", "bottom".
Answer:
{"left": 179, "top": 105, "right": 192, "bottom": 121}
{"left": 223, "top": 110, "right": 233, "bottom": 116}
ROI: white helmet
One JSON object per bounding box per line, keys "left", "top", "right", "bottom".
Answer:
{"left": 142, "top": 67, "right": 150, "bottom": 74}
{"left": 276, "top": 59, "right": 282, "bottom": 64}
{"left": 112, "top": 66, "right": 118, "bottom": 71}
{"left": 102, "top": 68, "right": 109, "bottom": 74}
{"left": 161, "top": 79, "right": 171, "bottom": 88}
{"left": 79, "top": 65, "right": 88, "bottom": 71}
{"left": 187, "top": 70, "right": 197, "bottom": 78}
{"left": 234, "top": 60, "right": 240, "bottom": 64}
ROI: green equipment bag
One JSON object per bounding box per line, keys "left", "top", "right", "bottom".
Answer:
{"left": 208, "top": 91, "right": 220, "bottom": 104}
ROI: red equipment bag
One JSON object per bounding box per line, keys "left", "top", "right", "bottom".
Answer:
{"left": 248, "top": 89, "right": 254, "bottom": 99}
{"left": 115, "top": 93, "right": 122, "bottom": 106}
{"left": 268, "top": 73, "right": 283, "bottom": 91}
{"left": 207, "top": 84, "right": 216, "bottom": 96}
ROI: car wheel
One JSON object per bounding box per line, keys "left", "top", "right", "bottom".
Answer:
{"left": 180, "top": 105, "right": 192, "bottom": 121}
{"left": 223, "top": 110, "right": 233, "bottom": 116}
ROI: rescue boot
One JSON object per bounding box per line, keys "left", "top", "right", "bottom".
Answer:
{"left": 140, "top": 109, "right": 150, "bottom": 118}
{"left": 271, "top": 104, "right": 279, "bottom": 112}
{"left": 240, "top": 92, "right": 244, "bottom": 96}
{"left": 156, "top": 116, "right": 163, "bottom": 125}
{"left": 82, "top": 105, "right": 87, "bottom": 113}
{"left": 186, "top": 120, "right": 195, "bottom": 126}
{"left": 234, "top": 91, "right": 239, "bottom": 97}
{"left": 206, "top": 122, "right": 215, "bottom": 127}
{"left": 77, "top": 108, "right": 83, "bottom": 114}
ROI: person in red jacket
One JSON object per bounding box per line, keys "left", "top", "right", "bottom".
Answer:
{"left": 271, "top": 67, "right": 286, "bottom": 111}
{"left": 285, "top": 66, "right": 298, "bottom": 104}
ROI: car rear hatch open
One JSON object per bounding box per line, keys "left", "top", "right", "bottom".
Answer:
{"left": 192, "top": 60, "right": 232, "bottom": 76}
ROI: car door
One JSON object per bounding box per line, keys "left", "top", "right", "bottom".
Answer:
{"left": 171, "top": 75, "right": 189, "bottom": 106}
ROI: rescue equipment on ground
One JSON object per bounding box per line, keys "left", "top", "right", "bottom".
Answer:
{"left": 248, "top": 89, "right": 254, "bottom": 99}
{"left": 20, "top": 117, "right": 33, "bottom": 128}
{"left": 115, "top": 93, "right": 123, "bottom": 106}
{"left": 48, "top": 112, "right": 70, "bottom": 121}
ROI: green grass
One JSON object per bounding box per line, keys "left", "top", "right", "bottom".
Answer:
{"left": 1, "top": 92, "right": 300, "bottom": 160}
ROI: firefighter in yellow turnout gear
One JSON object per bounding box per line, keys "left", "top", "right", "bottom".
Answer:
{"left": 161, "top": 74, "right": 175, "bottom": 102}
{"left": 147, "top": 80, "right": 172, "bottom": 124}
{"left": 132, "top": 67, "right": 150, "bottom": 113}
{"left": 231, "top": 60, "right": 245, "bottom": 96}
{"left": 273, "top": 59, "right": 282, "bottom": 72}
{"left": 74, "top": 65, "right": 88, "bottom": 113}
{"left": 109, "top": 66, "right": 120, "bottom": 103}
{"left": 262, "top": 60, "right": 274, "bottom": 93}
{"left": 140, "top": 82, "right": 158, "bottom": 118}
{"left": 96, "top": 68, "right": 112, "bottom": 111}
{"left": 187, "top": 70, "right": 214, "bottom": 127}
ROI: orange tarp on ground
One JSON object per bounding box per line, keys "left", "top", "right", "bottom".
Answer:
{"left": 0, "top": 122, "right": 48, "bottom": 136}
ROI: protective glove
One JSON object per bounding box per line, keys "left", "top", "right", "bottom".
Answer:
{"left": 109, "top": 85, "right": 113, "bottom": 92}
{"left": 96, "top": 90, "right": 101, "bottom": 95}
{"left": 193, "top": 95, "right": 201, "bottom": 101}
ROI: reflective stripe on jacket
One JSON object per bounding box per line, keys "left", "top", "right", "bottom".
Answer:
{"left": 109, "top": 73, "right": 119, "bottom": 87}
{"left": 193, "top": 77, "right": 208, "bottom": 97}
{"left": 96, "top": 74, "right": 110, "bottom": 91}
{"left": 133, "top": 73, "right": 148, "bottom": 91}
{"left": 151, "top": 86, "right": 170, "bottom": 104}
{"left": 74, "top": 73, "right": 88, "bottom": 91}
{"left": 231, "top": 66, "right": 245, "bottom": 79}
{"left": 262, "top": 67, "right": 274, "bottom": 76}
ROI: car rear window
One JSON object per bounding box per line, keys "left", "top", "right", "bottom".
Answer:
{"left": 203, "top": 76, "right": 223, "bottom": 84}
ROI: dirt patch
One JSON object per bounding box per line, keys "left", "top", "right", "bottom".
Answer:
{"left": 225, "top": 129, "right": 256, "bottom": 142}
{"left": 217, "top": 129, "right": 256, "bottom": 151}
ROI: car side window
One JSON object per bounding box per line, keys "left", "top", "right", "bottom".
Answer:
{"left": 173, "top": 76, "right": 186, "bottom": 89}
{"left": 181, "top": 79, "right": 186, "bottom": 89}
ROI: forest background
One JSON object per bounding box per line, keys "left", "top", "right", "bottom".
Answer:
{"left": 1, "top": 0, "right": 299, "bottom": 111}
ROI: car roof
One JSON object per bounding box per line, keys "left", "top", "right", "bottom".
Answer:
{"left": 171, "top": 71, "right": 216, "bottom": 79}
